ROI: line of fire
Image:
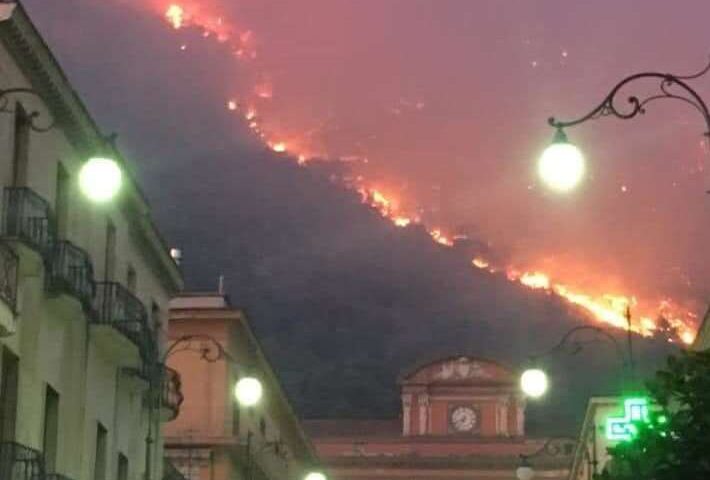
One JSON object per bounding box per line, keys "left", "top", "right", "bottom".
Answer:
{"left": 0, "top": 1, "right": 707, "bottom": 480}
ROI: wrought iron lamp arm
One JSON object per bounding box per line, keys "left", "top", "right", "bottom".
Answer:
{"left": 0, "top": 87, "right": 55, "bottom": 132}
{"left": 543, "top": 325, "right": 627, "bottom": 369}
{"left": 548, "top": 59, "right": 710, "bottom": 136}
{"left": 519, "top": 436, "right": 576, "bottom": 463}
{"left": 531, "top": 325, "right": 626, "bottom": 369}
{"left": 162, "top": 333, "right": 235, "bottom": 364}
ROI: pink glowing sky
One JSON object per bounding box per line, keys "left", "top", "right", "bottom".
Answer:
{"left": 25, "top": 0, "right": 710, "bottom": 315}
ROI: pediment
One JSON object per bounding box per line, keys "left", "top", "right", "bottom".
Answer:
{"left": 401, "top": 356, "right": 514, "bottom": 386}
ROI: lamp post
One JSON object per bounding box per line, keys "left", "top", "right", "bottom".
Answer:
{"left": 304, "top": 471, "right": 328, "bottom": 480}
{"left": 538, "top": 58, "right": 710, "bottom": 192}
{"left": 78, "top": 155, "right": 123, "bottom": 203}
{"left": 515, "top": 438, "right": 575, "bottom": 480}
{"left": 145, "top": 334, "right": 264, "bottom": 480}
{"left": 519, "top": 320, "right": 632, "bottom": 399}
{"left": 0, "top": 86, "right": 123, "bottom": 202}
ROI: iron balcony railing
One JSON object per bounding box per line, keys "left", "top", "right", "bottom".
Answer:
{"left": 0, "top": 241, "right": 18, "bottom": 313}
{"left": 163, "top": 459, "right": 187, "bottom": 480}
{"left": 94, "top": 282, "right": 156, "bottom": 361}
{"left": 1, "top": 187, "right": 55, "bottom": 259}
{"left": 0, "top": 441, "right": 45, "bottom": 480}
{"left": 48, "top": 241, "right": 95, "bottom": 312}
{"left": 159, "top": 365, "right": 184, "bottom": 421}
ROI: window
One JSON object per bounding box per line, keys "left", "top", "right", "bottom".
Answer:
{"left": 104, "top": 221, "right": 116, "bottom": 282}
{"left": 55, "top": 163, "right": 70, "bottom": 238}
{"left": 0, "top": 349, "right": 19, "bottom": 441}
{"left": 150, "top": 301, "right": 160, "bottom": 330}
{"left": 11, "top": 104, "right": 30, "bottom": 187}
{"left": 94, "top": 423, "right": 107, "bottom": 480}
{"left": 126, "top": 266, "right": 136, "bottom": 294}
{"left": 42, "top": 385, "right": 59, "bottom": 472}
{"left": 117, "top": 453, "right": 128, "bottom": 480}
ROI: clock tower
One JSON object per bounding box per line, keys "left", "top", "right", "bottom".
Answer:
{"left": 399, "top": 356, "right": 525, "bottom": 437}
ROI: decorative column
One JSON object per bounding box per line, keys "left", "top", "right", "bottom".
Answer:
{"left": 418, "top": 395, "right": 430, "bottom": 435}
{"left": 497, "top": 399, "right": 509, "bottom": 436}
{"left": 402, "top": 394, "right": 412, "bottom": 436}
{"left": 516, "top": 400, "right": 525, "bottom": 436}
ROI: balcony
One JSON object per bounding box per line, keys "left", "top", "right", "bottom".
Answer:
{"left": 93, "top": 282, "right": 156, "bottom": 364}
{"left": 0, "top": 241, "right": 18, "bottom": 335}
{"left": 0, "top": 441, "right": 45, "bottom": 480}
{"left": 1, "top": 187, "right": 55, "bottom": 260}
{"left": 159, "top": 365, "right": 184, "bottom": 421}
{"left": 47, "top": 241, "right": 95, "bottom": 313}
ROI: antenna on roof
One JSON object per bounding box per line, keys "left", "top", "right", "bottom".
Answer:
{"left": 218, "top": 275, "right": 225, "bottom": 295}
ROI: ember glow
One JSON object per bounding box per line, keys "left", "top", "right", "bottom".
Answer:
{"left": 165, "top": 4, "right": 184, "bottom": 29}
{"left": 148, "top": 1, "right": 703, "bottom": 345}
{"left": 472, "top": 260, "right": 697, "bottom": 344}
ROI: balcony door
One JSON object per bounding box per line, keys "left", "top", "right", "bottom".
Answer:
{"left": 12, "top": 104, "right": 30, "bottom": 188}
{"left": 104, "top": 220, "right": 116, "bottom": 283}
{"left": 55, "top": 163, "right": 69, "bottom": 239}
{"left": 42, "top": 385, "right": 59, "bottom": 472}
{"left": 0, "top": 348, "right": 19, "bottom": 441}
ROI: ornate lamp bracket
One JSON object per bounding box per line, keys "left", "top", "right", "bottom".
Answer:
{"left": 548, "top": 58, "right": 710, "bottom": 137}
{"left": 0, "top": 87, "right": 55, "bottom": 132}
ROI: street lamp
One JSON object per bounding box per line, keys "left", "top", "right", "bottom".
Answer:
{"left": 515, "top": 456, "right": 535, "bottom": 480}
{"left": 234, "top": 376, "right": 263, "bottom": 407}
{"left": 304, "top": 471, "right": 328, "bottom": 480}
{"left": 520, "top": 368, "right": 548, "bottom": 399}
{"left": 515, "top": 438, "right": 575, "bottom": 480}
{"left": 541, "top": 58, "right": 710, "bottom": 192}
{"left": 537, "top": 128, "right": 585, "bottom": 192}
{"left": 0, "top": 87, "right": 124, "bottom": 203}
{"left": 146, "top": 334, "right": 264, "bottom": 480}
{"left": 520, "top": 324, "right": 631, "bottom": 399}
{"left": 79, "top": 156, "right": 123, "bottom": 203}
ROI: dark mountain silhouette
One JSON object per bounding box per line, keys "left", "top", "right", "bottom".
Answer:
{"left": 154, "top": 146, "right": 677, "bottom": 435}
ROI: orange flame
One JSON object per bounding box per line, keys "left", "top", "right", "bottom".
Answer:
{"left": 157, "top": 2, "right": 700, "bottom": 346}
{"left": 271, "top": 142, "right": 287, "bottom": 153}
{"left": 393, "top": 217, "right": 411, "bottom": 228}
{"left": 472, "top": 257, "right": 490, "bottom": 269}
{"left": 471, "top": 256, "right": 697, "bottom": 344}
{"left": 520, "top": 272, "right": 551, "bottom": 290}
{"left": 165, "top": 4, "right": 185, "bottom": 29}
{"left": 429, "top": 229, "right": 454, "bottom": 247}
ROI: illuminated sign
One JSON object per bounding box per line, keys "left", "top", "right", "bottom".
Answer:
{"left": 605, "top": 397, "right": 650, "bottom": 441}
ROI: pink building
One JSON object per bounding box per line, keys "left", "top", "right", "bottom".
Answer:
{"left": 164, "top": 293, "right": 321, "bottom": 480}
{"left": 307, "top": 356, "right": 574, "bottom": 480}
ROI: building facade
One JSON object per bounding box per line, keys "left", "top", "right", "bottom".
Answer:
{"left": 0, "top": 3, "right": 183, "bottom": 480}
{"left": 307, "top": 356, "right": 574, "bottom": 480}
{"left": 567, "top": 396, "right": 638, "bottom": 480}
{"left": 165, "top": 293, "right": 321, "bottom": 480}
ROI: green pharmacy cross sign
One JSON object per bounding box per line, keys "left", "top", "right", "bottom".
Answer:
{"left": 605, "top": 397, "right": 650, "bottom": 441}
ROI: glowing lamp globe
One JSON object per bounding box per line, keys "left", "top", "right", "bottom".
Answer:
{"left": 516, "top": 465, "right": 535, "bottom": 480}
{"left": 538, "top": 130, "right": 585, "bottom": 192}
{"left": 304, "top": 472, "right": 327, "bottom": 480}
{"left": 520, "top": 368, "right": 548, "bottom": 399}
{"left": 234, "top": 376, "right": 263, "bottom": 407}
{"left": 79, "top": 157, "right": 122, "bottom": 203}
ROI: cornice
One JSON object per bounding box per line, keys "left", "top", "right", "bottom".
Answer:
{"left": 0, "top": 2, "right": 183, "bottom": 292}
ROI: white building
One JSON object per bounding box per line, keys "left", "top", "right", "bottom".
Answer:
{"left": 0, "top": 3, "right": 183, "bottom": 480}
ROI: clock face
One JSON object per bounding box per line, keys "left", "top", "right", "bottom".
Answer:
{"left": 450, "top": 406, "right": 478, "bottom": 433}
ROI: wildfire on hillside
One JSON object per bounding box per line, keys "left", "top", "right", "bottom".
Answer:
{"left": 155, "top": 2, "right": 700, "bottom": 345}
